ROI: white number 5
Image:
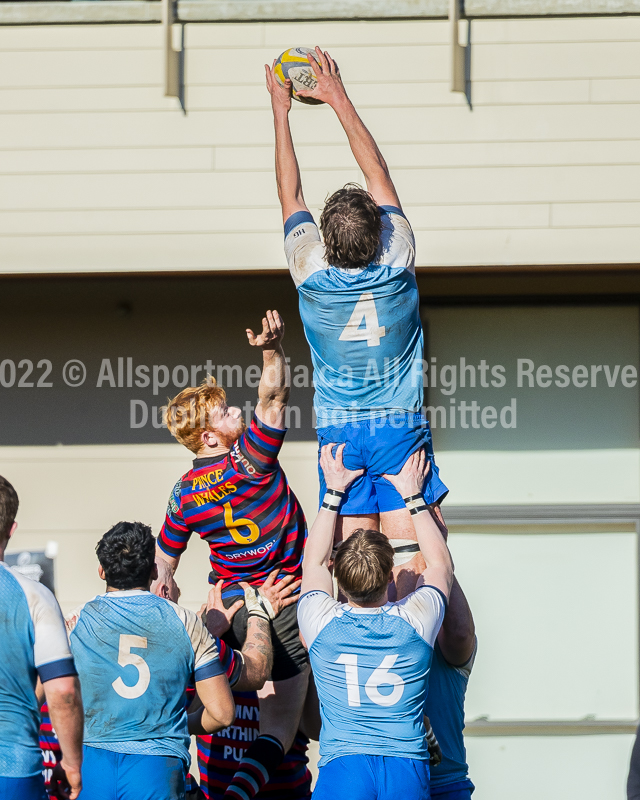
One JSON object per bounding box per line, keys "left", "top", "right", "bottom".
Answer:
{"left": 339, "top": 292, "right": 386, "bottom": 348}
{"left": 112, "top": 634, "right": 150, "bottom": 699}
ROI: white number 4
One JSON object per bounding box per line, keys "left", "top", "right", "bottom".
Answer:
{"left": 336, "top": 653, "right": 404, "bottom": 707}
{"left": 112, "top": 634, "right": 150, "bottom": 699}
{"left": 339, "top": 292, "right": 386, "bottom": 348}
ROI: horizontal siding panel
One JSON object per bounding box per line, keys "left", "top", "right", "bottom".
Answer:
{"left": 4, "top": 105, "right": 640, "bottom": 150}
{"left": 0, "top": 231, "right": 289, "bottom": 272}
{"left": 0, "top": 147, "right": 213, "bottom": 175}
{"left": 0, "top": 168, "right": 361, "bottom": 210}
{"left": 551, "top": 201, "right": 640, "bottom": 227}
{"left": 0, "top": 23, "right": 162, "bottom": 52}
{"left": 591, "top": 78, "right": 640, "bottom": 103}
{"left": 0, "top": 207, "right": 283, "bottom": 235}
{"left": 261, "top": 19, "right": 449, "bottom": 47}
{"left": 472, "top": 41, "right": 640, "bottom": 81}
{"left": 414, "top": 226, "right": 640, "bottom": 265}
{"left": 407, "top": 203, "right": 550, "bottom": 229}
{"left": 471, "top": 79, "right": 590, "bottom": 106}
{"left": 471, "top": 16, "right": 640, "bottom": 44}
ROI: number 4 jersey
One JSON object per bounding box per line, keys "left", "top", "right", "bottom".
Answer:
{"left": 68, "top": 591, "right": 224, "bottom": 767}
{"left": 284, "top": 206, "right": 423, "bottom": 428}
{"left": 297, "top": 586, "right": 445, "bottom": 766}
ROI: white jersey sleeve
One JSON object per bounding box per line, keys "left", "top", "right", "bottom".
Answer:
{"left": 284, "top": 211, "right": 327, "bottom": 288}
{"left": 297, "top": 590, "right": 341, "bottom": 649}
{"left": 389, "top": 585, "right": 446, "bottom": 648}
{"left": 167, "top": 601, "right": 226, "bottom": 681}
{"left": 375, "top": 206, "right": 416, "bottom": 274}
{"left": 9, "top": 567, "right": 77, "bottom": 683}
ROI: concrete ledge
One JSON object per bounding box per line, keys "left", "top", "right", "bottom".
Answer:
{"left": 465, "top": 719, "right": 638, "bottom": 736}
{"left": 1, "top": 0, "right": 639, "bottom": 25}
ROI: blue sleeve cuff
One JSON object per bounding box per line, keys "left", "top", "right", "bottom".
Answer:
{"left": 379, "top": 204, "right": 406, "bottom": 219}
{"left": 38, "top": 657, "right": 78, "bottom": 683}
{"left": 194, "top": 658, "right": 225, "bottom": 682}
{"left": 284, "top": 210, "right": 315, "bottom": 238}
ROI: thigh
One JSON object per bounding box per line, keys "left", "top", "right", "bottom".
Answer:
{"left": 257, "top": 667, "right": 310, "bottom": 753}
{"left": 0, "top": 775, "right": 48, "bottom": 800}
{"left": 118, "top": 753, "right": 186, "bottom": 800}
{"left": 317, "top": 427, "right": 379, "bottom": 516}
{"left": 312, "top": 756, "right": 377, "bottom": 800}
{"left": 81, "top": 746, "right": 117, "bottom": 800}
{"left": 270, "top": 602, "right": 310, "bottom": 681}
{"left": 377, "top": 757, "right": 429, "bottom": 800}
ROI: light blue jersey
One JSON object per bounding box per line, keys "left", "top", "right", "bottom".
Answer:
{"left": 285, "top": 207, "right": 423, "bottom": 428}
{"left": 424, "top": 640, "right": 477, "bottom": 791}
{"left": 0, "top": 561, "right": 76, "bottom": 779}
{"left": 297, "top": 586, "right": 445, "bottom": 767}
{"left": 69, "top": 590, "right": 224, "bottom": 767}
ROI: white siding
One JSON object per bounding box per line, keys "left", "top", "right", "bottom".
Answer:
{"left": 0, "top": 17, "right": 639, "bottom": 274}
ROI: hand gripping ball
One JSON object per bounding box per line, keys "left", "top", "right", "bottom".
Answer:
{"left": 274, "top": 47, "right": 324, "bottom": 105}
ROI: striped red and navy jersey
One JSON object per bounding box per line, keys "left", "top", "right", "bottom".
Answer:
{"left": 40, "top": 702, "right": 61, "bottom": 790}
{"left": 159, "top": 414, "right": 307, "bottom": 600}
{"left": 197, "top": 692, "right": 312, "bottom": 800}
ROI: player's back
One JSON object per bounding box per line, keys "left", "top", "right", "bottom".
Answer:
{"left": 285, "top": 207, "right": 422, "bottom": 425}
{"left": 70, "top": 591, "right": 215, "bottom": 765}
{"left": 0, "top": 562, "right": 73, "bottom": 779}
{"left": 297, "top": 586, "right": 445, "bottom": 767}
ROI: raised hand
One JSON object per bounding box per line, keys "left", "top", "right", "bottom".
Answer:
{"left": 296, "top": 46, "right": 347, "bottom": 107}
{"left": 319, "top": 443, "right": 364, "bottom": 492}
{"left": 265, "top": 60, "right": 292, "bottom": 113}
{"left": 383, "top": 448, "right": 431, "bottom": 498}
{"left": 201, "top": 580, "right": 245, "bottom": 638}
{"left": 257, "top": 569, "right": 302, "bottom": 619}
{"left": 246, "top": 309, "right": 285, "bottom": 349}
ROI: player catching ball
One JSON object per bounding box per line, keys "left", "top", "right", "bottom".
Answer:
{"left": 157, "top": 310, "right": 310, "bottom": 800}
{"left": 265, "top": 47, "right": 448, "bottom": 592}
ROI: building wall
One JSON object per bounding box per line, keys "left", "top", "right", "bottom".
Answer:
{"left": 1, "top": 15, "right": 639, "bottom": 274}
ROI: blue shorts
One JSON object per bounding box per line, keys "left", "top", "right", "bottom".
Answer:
{"left": 317, "top": 413, "right": 448, "bottom": 515}
{"left": 0, "top": 775, "right": 47, "bottom": 800}
{"left": 313, "top": 754, "right": 430, "bottom": 800}
{"left": 82, "top": 745, "right": 186, "bottom": 800}
{"left": 430, "top": 780, "right": 474, "bottom": 800}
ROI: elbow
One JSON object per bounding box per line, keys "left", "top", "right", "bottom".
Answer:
{"left": 220, "top": 701, "right": 236, "bottom": 730}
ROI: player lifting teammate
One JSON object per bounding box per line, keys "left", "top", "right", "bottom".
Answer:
{"left": 157, "top": 310, "right": 310, "bottom": 800}
{"left": 265, "top": 47, "right": 448, "bottom": 592}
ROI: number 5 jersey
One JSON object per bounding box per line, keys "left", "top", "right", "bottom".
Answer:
{"left": 68, "top": 591, "right": 224, "bottom": 766}
{"left": 284, "top": 206, "right": 422, "bottom": 428}
{"left": 297, "top": 586, "right": 445, "bottom": 766}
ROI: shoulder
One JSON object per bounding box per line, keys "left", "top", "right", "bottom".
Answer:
{"left": 375, "top": 206, "right": 416, "bottom": 272}
{"left": 284, "top": 211, "right": 326, "bottom": 288}
{"left": 7, "top": 566, "right": 60, "bottom": 618}
{"left": 388, "top": 586, "right": 446, "bottom": 645}
{"left": 297, "top": 590, "right": 342, "bottom": 647}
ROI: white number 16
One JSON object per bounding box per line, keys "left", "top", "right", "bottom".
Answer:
{"left": 336, "top": 653, "right": 404, "bottom": 707}
{"left": 112, "top": 634, "right": 150, "bottom": 699}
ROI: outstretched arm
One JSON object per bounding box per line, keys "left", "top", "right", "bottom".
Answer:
{"left": 297, "top": 47, "right": 400, "bottom": 209}
{"left": 247, "top": 310, "right": 290, "bottom": 430}
{"left": 384, "top": 452, "right": 454, "bottom": 600}
{"left": 430, "top": 507, "right": 476, "bottom": 665}
{"left": 301, "top": 444, "right": 363, "bottom": 596}
{"left": 265, "top": 61, "right": 309, "bottom": 223}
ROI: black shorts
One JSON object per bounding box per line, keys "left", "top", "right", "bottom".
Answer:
{"left": 221, "top": 586, "right": 308, "bottom": 682}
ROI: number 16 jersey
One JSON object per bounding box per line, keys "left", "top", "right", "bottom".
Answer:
{"left": 284, "top": 207, "right": 423, "bottom": 428}
{"left": 297, "top": 586, "right": 445, "bottom": 767}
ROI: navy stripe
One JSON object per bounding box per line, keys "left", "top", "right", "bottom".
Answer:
{"left": 195, "top": 658, "right": 226, "bottom": 682}
{"left": 284, "top": 210, "right": 315, "bottom": 237}
{"left": 379, "top": 204, "right": 406, "bottom": 219}
{"left": 38, "top": 657, "right": 77, "bottom": 683}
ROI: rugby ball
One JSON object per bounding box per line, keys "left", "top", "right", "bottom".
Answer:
{"left": 274, "top": 47, "right": 324, "bottom": 105}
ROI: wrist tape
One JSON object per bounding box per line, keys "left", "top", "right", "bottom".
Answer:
{"left": 403, "top": 493, "right": 428, "bottom": 516}
{"left": 322, "top": 488, "right": 344, "bottom": 511}
{"left": 243, "top": 585, "right": 275, "bottom": 621}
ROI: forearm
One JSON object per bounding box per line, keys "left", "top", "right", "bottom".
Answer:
{"left": 45, "top": 679, "right": 84, "bottom": 770}
{"left": 257, "top": 344, "right": 290, "bottom": 423}
{"left": 236, "top": 616, "right": 272, "bottom": 691}
{"left": 332, "top": 96, "right": 392, "bottom": 192}
{"left": 156, "top": 543, "right": 180, "bottom": 573}
{"left": 305, "top": 507, "right": 338, "bottom": 568}
{"left": 273, "top": 108, "right": 306, "bottom": 220}
{"left": 411, "top": 508, "right": 454, "bottom": 592}
{"left": 188, "top": 706, "right": 229, "bottom": 736}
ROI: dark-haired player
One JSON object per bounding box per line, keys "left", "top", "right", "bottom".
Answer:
{"left": 0, "top": 476, "right": 83, "bottom": 800}
{"left": 266, "top": 48, "right": 448, "bottom": 585}
{"left": 157, "top": 310, "right": 310, "bottom": 800}
{"left": 66, "top": 522, "right": 235, "bottom": 800}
